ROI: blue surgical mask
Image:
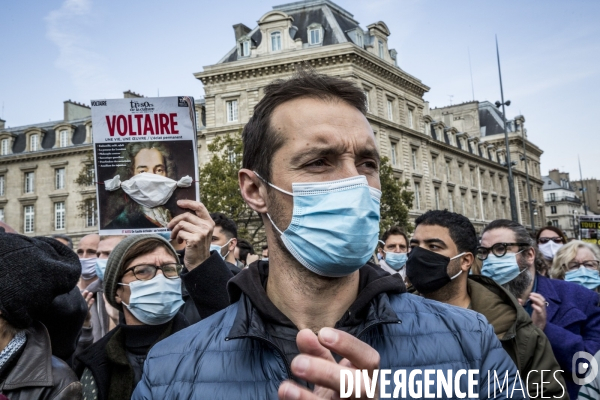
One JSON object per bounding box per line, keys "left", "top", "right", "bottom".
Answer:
{"left": 384, "top": 251, "right": 408, "bottom": 271}
{"left": 95, "top": 259, "right": 108, "bottom": 282}
{"left": 565, "top": 266, "right": 600, "bottom": 290}
{"left": 480, "top": 250, "right": 525, "bottom": 285}
{"left": 210, "top": 239, "right": 232, "bottom": 260}
{"left": 119, "top": 274, "right": 184, "bottom": 325}
{"left": 256, "top": 172, "right": 381, "bottom": 277}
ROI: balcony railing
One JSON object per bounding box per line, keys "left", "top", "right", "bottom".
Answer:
{"left": 545, "top": 196, "right": 581, "bottom": 204}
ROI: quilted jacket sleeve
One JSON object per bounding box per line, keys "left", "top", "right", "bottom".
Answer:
{"left": 477, "top": 319, "right": 528, "bottom": 399}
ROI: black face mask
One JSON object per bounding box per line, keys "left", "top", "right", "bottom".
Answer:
{"left": 406, "top": 246, "right": 464, "bottom": 294}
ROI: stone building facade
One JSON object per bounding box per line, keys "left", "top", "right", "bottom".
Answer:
{"left": 543, "top": 170, "right": 585, "bottom": 239}
{"left": 1, "top": 0, "right": 547, "bottom": 239}
{"left": 571, "top": 178, "right": 600, "bottom": 215}
{"left": 194, "top": 0, "right": 545, "bottom": 233}
{"left": 0, "top": 92, "right": 205, "bottom": 243}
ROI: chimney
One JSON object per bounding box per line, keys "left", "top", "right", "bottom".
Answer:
{"left": 0, "top": 119, "right": 5, "bottom": 130}
{"left": 233, "top": 23, "right": 251, "bottom": 41}
{"left": 548, "top": 169, "right": 560, "bottom": 185}
{"left": 124, "top": 90, "right": 144, "bottom": 98}
{"left": 64, "top": 100, "right": 91, "bottom": 121}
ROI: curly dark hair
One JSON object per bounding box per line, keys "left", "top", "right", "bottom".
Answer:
{"left": 415, "top": 210, "right": 478, "bottom": 255}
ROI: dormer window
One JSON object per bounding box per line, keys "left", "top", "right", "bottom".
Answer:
{"left": 378, "top": 40, "right": 384, "bottom": 58}
{"left": 59, "top": 130, "right": 69, "bottom": 147}
{"left": 30, "top": 134, "right": 39, "bottom": 151}
{"left": 1, "top": 138, "right": 9, "bottom": 155}
{"left": 271, "top": 31, "right": 282, "bottom": 52}
{"left": 239, "top": 40, "right": 251, "bottom": 57}
{"left": 356, "top": 32, "right": 364, "bottom": 48}
{"left": 308, "top": 24, "right": 323, "bottom": 46}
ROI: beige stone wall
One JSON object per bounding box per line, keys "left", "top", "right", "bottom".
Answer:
{"left": 195, "top": 41, "right": 546, "bottom": 234}
{"left": 0, "top": 144, "right": 97, "bottom": 244}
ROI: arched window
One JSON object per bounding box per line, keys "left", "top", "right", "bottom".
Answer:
{"left": 271, "top": 31, "right": 281, "bottom": 51}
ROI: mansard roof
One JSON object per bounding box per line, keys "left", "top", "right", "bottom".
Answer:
{"left": 219, "top": 0, "right": 363, "bottom": 64}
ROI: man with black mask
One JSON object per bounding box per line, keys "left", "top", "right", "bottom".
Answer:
{"left": 406, "top": 210, "right": 567, "bottom": 399}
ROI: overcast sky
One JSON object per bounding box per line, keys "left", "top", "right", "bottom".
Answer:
{"left": 2, "top": 0, "right": 599, "bottom": 179}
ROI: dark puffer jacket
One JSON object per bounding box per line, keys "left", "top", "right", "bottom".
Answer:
{"left": 133, "top": 263, "right": 522, "bottom": 399}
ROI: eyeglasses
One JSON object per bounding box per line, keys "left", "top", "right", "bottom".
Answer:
{"left": 476, "top": 243, "right": 530, "bottom": 260}
{"left": 122, "top": 263, "right": 183, "bottom": 281}
{"left": 566, "top": 260, "right": 600, "bottom": 271}
{"left": 538, "top": 237, "right": 565, "bottom": 244}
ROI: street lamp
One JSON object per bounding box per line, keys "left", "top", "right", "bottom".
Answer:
{"left": 495, "top": 36, "right": 519, "bottom": 222}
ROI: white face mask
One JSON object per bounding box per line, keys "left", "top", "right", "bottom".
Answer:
{"left": 104, "top": 172, "right": 192, "bottom": 208}
{"left": 538, "top": 240, "right": 563, "bottom": 260}
{"left": 80, "top": 257, "right": 97, "bottom": 280}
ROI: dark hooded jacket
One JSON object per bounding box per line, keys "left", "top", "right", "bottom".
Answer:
{"left": 468, "top": 275, "right": 567, "bottom": 399}
{"left": 133, "top": 262, "right": 523, "bottom": 399}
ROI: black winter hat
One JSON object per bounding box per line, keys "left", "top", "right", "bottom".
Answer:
{"left": 0, "top": 233, "right": 81, "bottom": 329}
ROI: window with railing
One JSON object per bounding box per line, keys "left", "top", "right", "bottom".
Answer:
{"left": 24, "top": 172, "right": 34, "bottom": 194}
{"left": 55, "top": 168, "right": 65, "bottom": 190}
{"left": 390, "top": 142, "right": 398, "bottom": 166}
{"left": 85, "top": 199, "right": 97, "bottom": 227}
{"left": 24, "top": 205, "right": 34, "bottom": 233}
{"left": 414, "top": 182, "right": 421, "bottom": 210}
{"left": 226, "top": 100, "right": 238, "bottom": 122}
{"left": 55, "top": 202, "right": 65, "bottom": 230}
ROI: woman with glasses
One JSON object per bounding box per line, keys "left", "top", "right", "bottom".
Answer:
{"left": 550, "top": 240, "right": 600, "bottom": 293}
{"left": 75, "top": 234, "right": 190, "bottom": 400}
{"left": 536, "top": 226, "right": 567, "bottom": 273}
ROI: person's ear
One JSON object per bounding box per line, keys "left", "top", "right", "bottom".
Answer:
{"left": 239, "top": 169, "right": 268, "bottom": 214}
{"left": 115, "top": 285, "right": 123, "bottom": 305}
{"left": 526, "top": 247, "right": 536, "bottom": 264}
{"left": 229, "top": 238, "right": 237, "bottom": 253}
{"left": 461, "top": 253, "right": 475, "bottom": 272}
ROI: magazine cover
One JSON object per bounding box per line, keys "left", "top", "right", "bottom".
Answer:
{"left": 90, "top": 96, "right": 199, "bottom": 235}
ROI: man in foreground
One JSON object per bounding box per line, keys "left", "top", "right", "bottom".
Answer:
{"left": 407, "top": 210, "right": 567, "bottom": 398}
{"left": 133, "top": 71, "right": 521, "bottom": 399}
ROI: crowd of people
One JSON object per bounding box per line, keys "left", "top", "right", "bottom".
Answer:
{"left": 0, "top": 71, "right": 599, "bottom": 399}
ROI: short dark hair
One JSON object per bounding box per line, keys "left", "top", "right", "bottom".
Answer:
{"left": 415, "top": 210, "right": 478, "bottom": 255}
{"left": 536, "top": 226, "right": 567, "bottom": 244}
{"left": 482, "top": 219, "right": 535, "bottom": 248}
{"left": 242, "top": 68, "right": 367, "bottom": 182}
{"left": 236, "top": 239, "right": 254, "bottom": 263}
{"left": 262, "top": 244, "right": 268, "bottom": 251}
{"left": 51, "top": 234, "right": 73, "bottom": 249}
{"left": 210, "top": 212, "right": 238, "bottom": 239}
{"left": 379, "top": 226, "right": 409, "bottom": 249}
